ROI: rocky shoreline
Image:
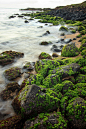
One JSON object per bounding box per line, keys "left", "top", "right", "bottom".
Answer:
{"left": 0, "top": 1, "right": 86, "bottom": 129}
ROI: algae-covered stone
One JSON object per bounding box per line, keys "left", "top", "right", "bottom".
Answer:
{"left": 51, "top": 63, "right": 80, "bottom": 79}
{"left": 43, "top": 74, "right": 61, "bottom": 88}
{"left": 59, "top": 26, "right": 68, "bottom": 31}
{"left": 75, "top": 74, "right": 86, "bottom": 83}
{"left": 4, "top": 67, "right": 21, "bottom": 80}
{"left": 24, "top": 112, "right": 67, "bottom": 129}
{"left": 81, "top": 49, "right": 86, "bottom": 56}
{"left": 80, "top": 66, "right": 86, "bottom": 74}
{"left": 61, "top": 43, "right": 79, "bottom": 57}
{"left": 61, "top": 80, "right": 74, "bottom": 94}
{"left": 39, "top": 52, "right": 52, "bottom": 59}
{"left": 12, "top": 84, "right": 60, "bottom": 118}
{"left": 66, "top": 97, "right": 86, "bottom": 129}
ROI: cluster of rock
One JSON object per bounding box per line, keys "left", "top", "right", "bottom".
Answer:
{"left": 46, "top": 1, "right": 86, "bottom": 21}
{"left": 0, "top": 40, "right": 86, "bottom": 128}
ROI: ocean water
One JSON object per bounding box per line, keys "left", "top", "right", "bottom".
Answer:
{"left": 0, "top": 7, "right": 66, "bottom": 119}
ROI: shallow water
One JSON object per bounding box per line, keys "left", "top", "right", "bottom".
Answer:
{"left": 0, "top": 8, "right": 68, "bottom": 119}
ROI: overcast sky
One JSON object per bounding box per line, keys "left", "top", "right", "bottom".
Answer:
{"left": 0, "top": 0, "right": 85, "bottom": 8}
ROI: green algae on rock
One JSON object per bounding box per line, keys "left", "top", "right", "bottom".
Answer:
{"left": 24, "top": 111, "right": 67, "bottom": 129}
{"left": 4, "top": 67, "right": 21, "bottom": 80}
{"left": 66, "top": 97, "right": 86, "bottom": 129}
{"left": 61, "top": 43, "right": 80, "bottom": 57}
{"left": 39, "top": 52, "right": 52, "bottom": 59}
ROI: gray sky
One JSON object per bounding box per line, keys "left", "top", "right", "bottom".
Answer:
{"left": 0, "top": 0, "right": 85, "bottom": 8}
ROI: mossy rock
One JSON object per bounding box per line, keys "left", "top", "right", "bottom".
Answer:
{"left": 0, "top": 82, "right": 20, "bottom": 100}
{"left": 40, "top": 41, "right": 52, "bottom": 45}
{"left": 61, "top": 80, "right": 74, "bottom": 94}
{"left": 78, "top": 26, "right": 85, "bottom": 31}
{"left": 43, "top": 74, "right": 61, "bottom": 88}
{"left": 61, "top": 43, "right": 79, "bottom": 57}
{"left": 76, "top": 34, "right": 82, "bottom": 38}
{"left": 81, "top": 49, "right": 86, "bottom": 56}
{"left": 24, "top": 112, "right": 67, "bottom": 129}
{"left": 80, "top": 30, "right": 86, "bottom": 35}
{"left": 71, "top": 29, "right": 76, "bottom": 33}
{"left": 74, "top": 83, "right": 86, "bottom": 90}
{"left": 39, "top": 52, "right": 52, "bottom": 59}
{"left": 23, "top": 62, "right": 35, "bottom": 70}
{"left": 27, "top": 73, "right": 44, "bottom": 85}
{"left": 66, "top": 97, "right": 86, "bottom": 129}
{"left": 80, "top": 66, "right": 86, "bottom": 74}
{"left": 81, "top": 39, "right": 86, "bottom": 45}
{"left": 59, "top": 26, "right": 68, "bottom": 31}
{"left": 4, "top": 67, "right": 21, "bottom": 80}
{"left": 51, "top": 63, "right": 80, "bottom": 79}
{"left": 0, "top": 114, "right": 22, "bottom": 129}
{"left": 79, "top": 43, "right": 86, "bottom": 51}
{"left": 0, "top": 50, "right": 24, "bottom": 66}
{"left": 75, "top": 74, "right": 86, "bottom": 83}
{"left": 12, "top": 84, "right": 60, "bottom": 119}
{"left": 73, "top": 55, "right": 86, "bottom": 67}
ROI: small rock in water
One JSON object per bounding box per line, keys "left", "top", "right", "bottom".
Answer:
{"left": 64, "top": 38, "right": 72, "bottom": 43}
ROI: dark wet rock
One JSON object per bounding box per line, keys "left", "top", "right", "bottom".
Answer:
{"left": 43, "top": 30, "right": 50, "bottom": 36}
{"left": 45, "top": 23, "right": 48, "bottom": 25}
{"left": 60, "top": 45, "right": 64, "bottom": 49}
{"left": 66, "top": 97, "right": 86, "bottom": 129}
{"left": 37, "top": 26, "right": 43, "bottom": 28}
{"left": 60, "top": 38, "right": 64, "bottom": 41}
{"left": 24, "top": 111, "right": 67, "bottom": 129}
{"left": 0, "top": 114, "right": 22, "bottom": 129}
{"left": 64, "top": 38, "right": 72, "bottom": 43}
{"left": 53, "top": 48, "right": 61, "bottom": 52}
{"left": 4, "top": 67, "right": 21, "bottom": 81}
{"left": 12, "top": 84, "right": 60, "bottom": 118}
{"left": 24, "top": 20, "right": 29, "bottom": 23}
{"left": 61, "top": 43, "right": 80, "bottom": 57}
{"left": 39, "top": 52, "right": 52, "bottom": 59}
{"left": 40, "top": 41, "right": 52, "bottom": 45}
{"left": 18, "top": 15, "right": 24, "bottom": 18}
{"left": 52, "top": 63, "right": 80, "bottom": 79}
{"left": 0, "top": 50, "right": 24, "bottom": 66}
{"left": 51, "top": 45, "right": 61, "bottom": 52}
{"left": 56, "top": 38, "right": 64, "bottom": 43}
{"left": 73, "top": 38, "right": 76, "bottom": 40}
{"left": 23, "top": 62, "right": 35, "bottom": 70}
{"left": 52, "top": 53, "right": 59, "bottom": 57}
{"left": 75, "top": 74, "right": 86, "bottom": 83}
{"left": 0, "top": 82, "right": 20, "bottom": 100}
{"left": 9, "top": 15, "right": 16, "bottom": 19}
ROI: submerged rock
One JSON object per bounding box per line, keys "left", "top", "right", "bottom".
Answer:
{"left": 4, "top": 67, "right": 21, "bottom": 81}
{"left": 0, "top": 82, "right": 20, "bottom": 100}
{"left": 0, "top": 50, "right": 24, "bottom": 66}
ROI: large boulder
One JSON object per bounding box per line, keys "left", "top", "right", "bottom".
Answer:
{"left": 66, "top": 97, "right": 86, "bottom": 129}
{"left": 61, "top": 43, "right": 80, "bottom": 57}
{"left": 24, "top": 112, "right": 67, "bottom": 129}
{"left": 12, "top": 84, "right": 60, "bottom": 118}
